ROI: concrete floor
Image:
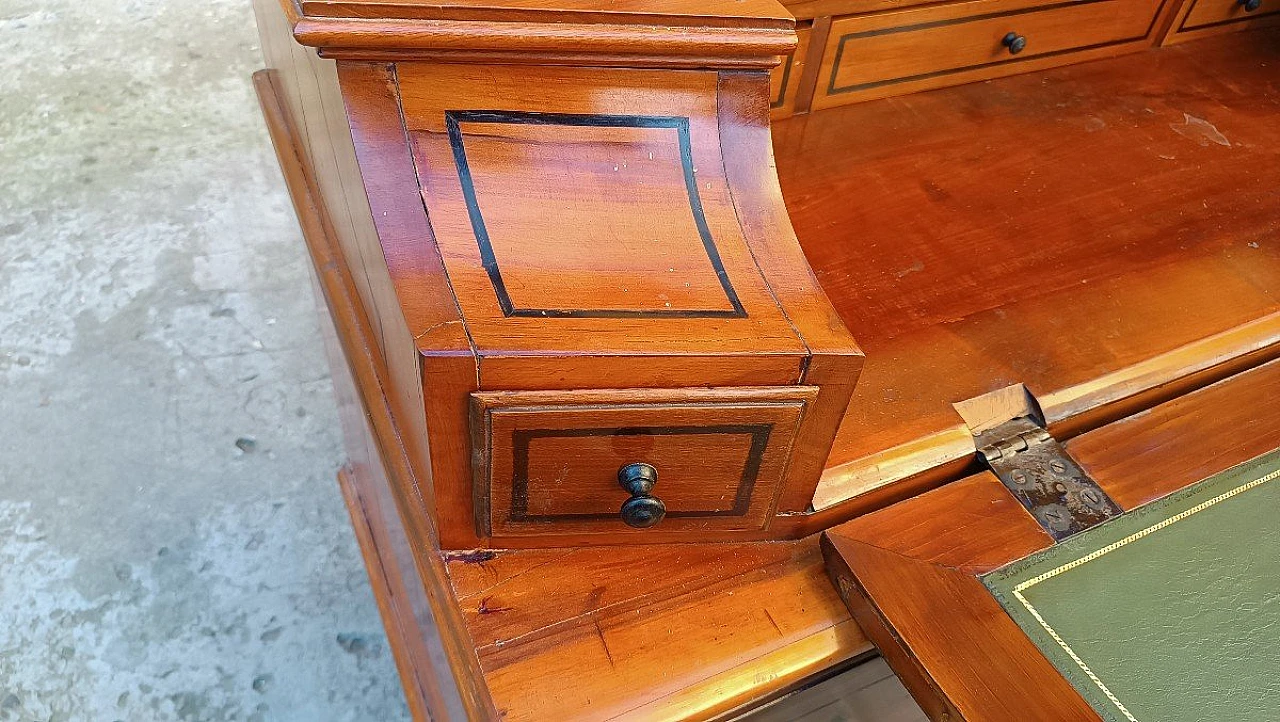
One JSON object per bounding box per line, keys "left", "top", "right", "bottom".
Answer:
{"left": 0, "top": 1, "right": 410, "bottom": 720}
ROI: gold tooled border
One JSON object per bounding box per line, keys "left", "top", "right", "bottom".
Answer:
{"left": 1011, "top": 466, "right": 1280, "bottom": 722}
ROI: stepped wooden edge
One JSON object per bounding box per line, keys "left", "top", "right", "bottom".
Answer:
{"left": 255, "top": 66, "right": 875, "bottom": 721}
{"left": 278, "top": 0, "right": 797, "bottom": 66}
{"left": 811, "top": 312, "right": 1280, "bottom": 514}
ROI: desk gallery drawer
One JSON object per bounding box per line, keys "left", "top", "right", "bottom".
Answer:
{"left": 813, "top": 0, "right": 1164, "bottom": 107}
{"left": 1166, "top": 0, "right": 1278, "bottom": 42}
{"left": 770, "top": 25, "right": 811, "bottom": 119}
{"left": 471, "top": 387, "right": 815, "bottom": 538}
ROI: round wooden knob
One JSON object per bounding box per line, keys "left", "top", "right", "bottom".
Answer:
{"left": 617, "top": 463, "right": 665, "bottom": 529}
{"left": 1240, "top": 0, "right": 1262, "bottom": 11}
{"left": 1002, "top": 32, "right": 1028, "bottom": 55}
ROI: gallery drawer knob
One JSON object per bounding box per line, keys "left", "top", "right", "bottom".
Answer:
{"left": 1240, "top": 0, "right": 1262, "bottom": 11}
{"left": 617, "top": 462, "right": 666, "bottom": 529}
{"left": 1002, "top": 32, "right": 1028, "bottom": 55}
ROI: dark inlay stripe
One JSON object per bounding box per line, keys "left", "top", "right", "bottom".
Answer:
{"left": 445, "top": 110, "right": 748, "bottom": 319}
{"left": 509, "top": 424, "right": 773, "bottom": 523}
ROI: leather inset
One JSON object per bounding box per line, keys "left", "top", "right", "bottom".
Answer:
{"left": 984, "top": 449, "right": 1280, "bottom": 722}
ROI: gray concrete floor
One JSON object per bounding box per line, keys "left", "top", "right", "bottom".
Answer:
{"left": 0, "top": 1, "right": 410, "bottom": 720}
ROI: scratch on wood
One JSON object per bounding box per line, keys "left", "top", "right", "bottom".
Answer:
{"left": 1170, "top": 113, "right": 1230, "bottom": 147}
{"left": 445, "top": 549, "right": 497, "bottom": 565}
{"left": 478, "top": 595, "right": 514, "bottom": 614}
{"left": 456, "top": 550, "right": 578, "bottom": 602}
{"left": 594, "top": 619, "right": 616, "bottom": 668}
{"left": 763, "top": 607, "right": 784, "bottom": 636}
{"left": 585, "top": 585, "right": 607, "bottom": 611}
{"left": 414, "top": 318, "right": 464, "bottom": 342}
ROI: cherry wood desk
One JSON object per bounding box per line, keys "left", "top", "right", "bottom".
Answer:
{"left": 250, "top": 0, "right": 1280, "bottom": 716}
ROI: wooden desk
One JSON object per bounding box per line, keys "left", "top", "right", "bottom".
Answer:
{"left": 250, "top": 0, "right": 1280, "bottom": 715}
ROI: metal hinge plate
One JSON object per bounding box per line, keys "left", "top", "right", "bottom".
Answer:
{"left": 975, "top": 417, "right": 1122, "bottom": 541}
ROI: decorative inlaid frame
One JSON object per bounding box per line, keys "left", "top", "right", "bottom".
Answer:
{"left": 470, "top": 386, "right": 818, "bottom": 540}
{"left": 444, "top": 110, "right": 747, "bottom": 319}
{"left": 509, "top": 424, "right": 774, "bottom": 522}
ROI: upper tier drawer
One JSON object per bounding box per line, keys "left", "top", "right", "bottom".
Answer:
{"left": 471, "top": 387, "right": 816, "bottom": 539}
{"left": 1178, "top": 0, "right": 1278, "bottom": 30}
{"left": 770, "top": 25, "right": 812, "bottom": 119}
{"left": 813, "top": 0, "right": 1165, "bottom": 107}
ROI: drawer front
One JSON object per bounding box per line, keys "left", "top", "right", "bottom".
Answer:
{"left": 770, "top": 25, "right": 811, "bottom": 119}
{"left": 814, "top": 0, "right": 1164, "bottom": 108}
{"left": 472, "top": 387, "right": 816, "bottom": 538}
{"left": 1166, "top": 0, "right": 1279, "bottom": 41}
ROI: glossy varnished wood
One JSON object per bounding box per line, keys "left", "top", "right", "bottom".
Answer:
{"left": 824, "top": 358, "right": 1280, "bottom": 721}
{"left": 769, "top": 24, "right": 811, "bottom": 119}
{"left": 471, "top": 386, "right": 815, "bottom": 538}
{"left": 1163, "top": 0, "right": 1280, "bottom": 42}
{"left": 280, "top": 0, "right": 797, "bottom": 66}
{"left": 254, "top": 0, "right": 1280, "bottom": 716}
{"left": 1067, "top": 357, "right": 1280, "bottom": 510}
{"left": 811, "top": 0, "right": 1171, "bottom": 108}
{"left": 386, "top": 60, "right": 862, "bottom": 545}
{"left": 776, "top": 30, "right": 1280, "bottom": 510}
{"left": 260, "top": 0, "right": 864, "bottom": 549}
{"left": 257, "top": 53, "right": 873, "bottom": 721}
{"left": 447, "top": 538, "right": 871, "bottom": 721}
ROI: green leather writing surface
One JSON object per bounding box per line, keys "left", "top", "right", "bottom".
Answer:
{"left": 983, "top": 450, "right": 1280, "bottom": 722}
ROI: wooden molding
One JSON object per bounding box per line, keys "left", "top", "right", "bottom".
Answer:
{"left": 278, "top": 0, "right": 798, "bottom": 67}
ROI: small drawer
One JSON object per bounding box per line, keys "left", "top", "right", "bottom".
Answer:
{"left": 1173, "top": 0, "right": 1278, "bottom": 33}
{"left": 471, "top": 387, "right": 816, "bottom": 538}
{"left": 813, "top": 0, "right": 1162, "bottom": 108}
{"left": 770, "top": 25, "right": 811, "bottom": 119}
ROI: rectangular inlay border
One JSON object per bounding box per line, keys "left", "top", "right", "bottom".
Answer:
{"left": 444, "top": 110, "right": 748, "bottom": 319}
{"left": 508, "top": 424, "right": 773, "bottom": 522}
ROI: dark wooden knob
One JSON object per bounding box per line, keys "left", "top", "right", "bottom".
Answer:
{"left": 618, "top": 463, "right": 665, "bottom": 529}
{"left": 1002, "top": 32, "right": 1027, "bottom": 55}
{"left": 1240, "top": 0, "right": 1262, "bottom": 11}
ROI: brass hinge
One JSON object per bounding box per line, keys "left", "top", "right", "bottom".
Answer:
{"left": 975, "top": 417, "right": 1122, "bottom": 541}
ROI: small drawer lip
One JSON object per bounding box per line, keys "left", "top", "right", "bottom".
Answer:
{"left": 470, "top": 386, "right": 818, "bottom": 539}
{"left": 508, "top": 423, "right": 776, "bottom": 523}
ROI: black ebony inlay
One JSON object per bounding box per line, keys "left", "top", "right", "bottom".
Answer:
{"left": 509, "top": 424, "right": 773, "bottom": 523}
{"left": 445, "top": 110, "right": 748, "bottom": 319}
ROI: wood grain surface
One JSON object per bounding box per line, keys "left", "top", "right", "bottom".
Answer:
{"left": 811, "top": 0, "right": 1169, "bottom": 108}
{"left": 449, "top": 538, "right": 871, "bottom": 721}
{"left": 259, "top": 61, "right": 876, "bottom": 721}
{"left": 274, "top": 0, "right": 796, "bottom": 67}
{"left": 1163, "top": 0, "right": 1280, "bottom": 42}
{"left": 781, "top": 30, "right": 1280, "bottom": 511}
{"left": 471, "top": 387, "right": 814, "bottom": 537}
{"left": 253, "top": 4, "right": 1280, "bottom": 717}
